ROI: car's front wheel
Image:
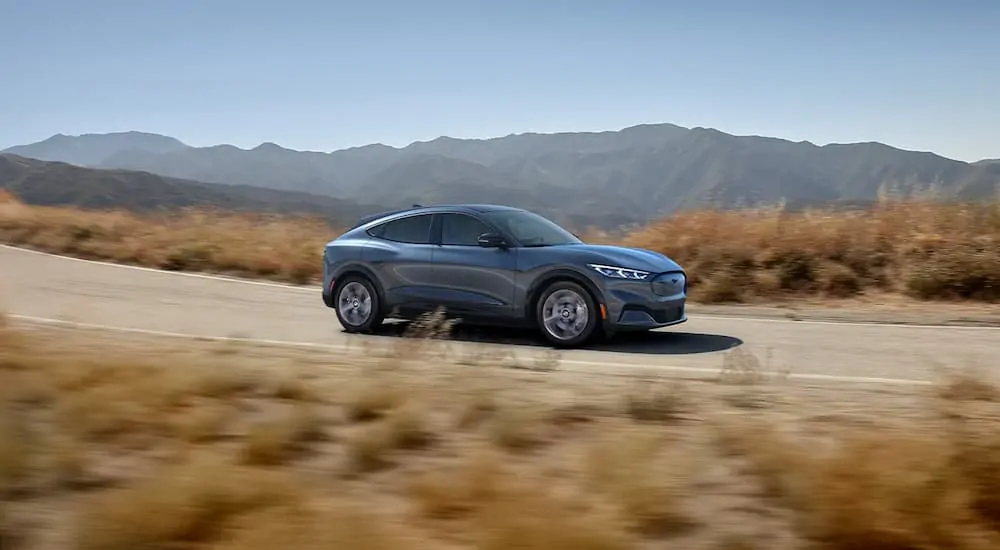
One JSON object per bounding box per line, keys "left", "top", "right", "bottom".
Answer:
{"left": 333, "top": 274, "right": 384, "bottom": 333}
{"left": 536, "top": 281, "right": 598, "bottom": 348}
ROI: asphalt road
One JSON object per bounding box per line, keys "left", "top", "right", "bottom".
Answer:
{"left": 2, "top": 245, "right": 997, "bottom": 385}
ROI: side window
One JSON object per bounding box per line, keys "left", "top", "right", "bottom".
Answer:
{"left": 379, "top": 214, "right": 432, "bottom": 244}
{"left": 440, "top": 213, "right": 493, "bottom": 246}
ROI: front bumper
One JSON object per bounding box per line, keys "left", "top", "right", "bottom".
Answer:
{"left": 598, "top": 271, "right": 688, "bottom": 332}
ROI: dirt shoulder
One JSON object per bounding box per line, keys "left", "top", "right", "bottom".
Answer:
{"left": 689, "top": 297, "right": 1000, "bottom": 327}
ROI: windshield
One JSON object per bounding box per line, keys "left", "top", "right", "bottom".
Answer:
{"left": 481, "top": 210, "right": 582, "bottom": 247}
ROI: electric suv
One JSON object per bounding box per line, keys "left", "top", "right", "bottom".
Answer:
{"left": 321, "top": 204, "right": 687, "bottom": 348}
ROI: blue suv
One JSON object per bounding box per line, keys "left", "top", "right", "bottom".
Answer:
{"left": 321, "top": 204, "right": 687, "bottom": 348}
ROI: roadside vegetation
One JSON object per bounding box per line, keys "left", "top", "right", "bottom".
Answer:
{"left": 3, "top": 311, "right": 1000, "bottom": 550}
{"left": 1, "top": 190, "right": 998, "bottom": 302}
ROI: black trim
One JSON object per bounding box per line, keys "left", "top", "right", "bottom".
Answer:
{"left": 430, "top": 213, "right": 443, "bottom": 245}
{"left": 621, "top": 304, "right": 685, "bottom": 324}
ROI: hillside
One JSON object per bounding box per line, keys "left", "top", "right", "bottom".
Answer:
{"left": 0, "top": 154, "right": 381, "bottom": 224}
{"left": 5, "top": 124, "right": 1000, "bottom": 227}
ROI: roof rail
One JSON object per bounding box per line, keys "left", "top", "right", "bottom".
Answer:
{"left": 349, "top": 205, "right": 422, "bottom": 230}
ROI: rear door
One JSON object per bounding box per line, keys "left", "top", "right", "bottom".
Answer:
{"left": 364, "top": 213, "right": 437, "bottom": 311}
{"left": 430, "top": 212, "right": 518, "bottom": 320}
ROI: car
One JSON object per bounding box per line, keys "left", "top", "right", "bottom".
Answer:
{"left": 321, "top": 204, "right": 687, "bottom": 348}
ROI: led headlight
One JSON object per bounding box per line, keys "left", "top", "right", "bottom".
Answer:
{"left": 587, "top": 264, "right": 651, "bottom": 280}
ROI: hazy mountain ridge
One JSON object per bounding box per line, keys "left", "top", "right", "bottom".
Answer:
{"left": 0, "top": 154, "right": 382, "bottom": 224}
{"left": 3, "top": 131, "right": 189, "bottom": 168}
{"left": 4, "top": 124, "right": 999, "bottom": 227}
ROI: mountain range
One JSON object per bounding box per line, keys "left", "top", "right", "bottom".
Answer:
{"left": 4, "top": 124, "right": 1000, "bottom": 229}
{"left": 0, "top": 154, "right": 381, "bottom": 224}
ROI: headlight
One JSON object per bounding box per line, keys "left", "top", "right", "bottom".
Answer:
{"left": 587, "top": 264, "right": 651, "bottom": 280}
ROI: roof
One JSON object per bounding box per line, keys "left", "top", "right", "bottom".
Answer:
{"left": 352, "top": 203, "right": 522, "bottom": 228}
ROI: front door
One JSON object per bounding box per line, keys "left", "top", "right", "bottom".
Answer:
{"left": 431, "top": 212, "right": 518, "bottom": 321}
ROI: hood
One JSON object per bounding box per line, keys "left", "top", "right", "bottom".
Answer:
{"left": 556, "top": 243, "right": 683, "bottom": 273}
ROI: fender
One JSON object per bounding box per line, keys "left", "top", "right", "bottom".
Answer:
{"left": 326, "top": 262, "right": 387, "bottom": 308}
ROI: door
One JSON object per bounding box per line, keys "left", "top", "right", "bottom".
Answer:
{"left": 431, "top": 212, "right": 518, "bottom": 320}
{"left": 364, "top": 213, "right": 437, "bottom": 311}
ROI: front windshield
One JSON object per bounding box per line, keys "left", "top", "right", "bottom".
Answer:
{"left": 481, "top": 209, "right": 582, "bottom": 247}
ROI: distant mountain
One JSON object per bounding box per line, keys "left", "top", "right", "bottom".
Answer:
{"left": 3, "top": 131, "right": 189, "bottom": 168}
{"left": 0, "top": 154, "right": 381, "bottom": 225}
{"left": 976, "top": 158, "right": 1000, "bottom": 166}
{"left": 6, "top": 124, "right": 1000, "bottom": 228}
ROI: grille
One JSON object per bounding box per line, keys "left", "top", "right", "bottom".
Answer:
{"left": 651, "top": 272, "right": 686, "bottom": 296}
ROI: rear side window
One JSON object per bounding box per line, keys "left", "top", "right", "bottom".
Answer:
{"left": 440, "top": 213, "right": 493, "bottom": 246}
{"left": 378, "top": 214, "right": 433, "bottom": 244}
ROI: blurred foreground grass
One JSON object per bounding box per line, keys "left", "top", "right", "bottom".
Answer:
{"left": 2, "top": 190, "right": 997, "bottom": 302}
{"left": 2, "top": 311, "right": 1000, "bottom": 550}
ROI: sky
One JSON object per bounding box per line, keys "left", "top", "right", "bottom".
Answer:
{"left": 2, "top": 0, "right": 999, "bottom": 162}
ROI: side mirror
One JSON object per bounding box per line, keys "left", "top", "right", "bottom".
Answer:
{"left": 477, "top": 232, "right": 507, "bottom": 248}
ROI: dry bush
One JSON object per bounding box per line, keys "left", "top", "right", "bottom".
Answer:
{"left": 486, "top": 404, "right": 547, "bottom": 452}
{"left": 0, "top": 198, "right": 335, "bottom": 284}
{"left": 793, "top": 432, "right": 978, "bottom": 550}
{"left": 344, "top": 401, "right": 435, "bottom": 474}
{"left": 584, "top": 425, "right": 696, "bottom": 536}
{"left": 473, "top": 485, "right": 633, "bottom": 550}
{"left": 209, "top": 499, "right": 406, "bottom": 550}
{"left": 241, "top": 404, "right": 326, "bottom": 466}
{"left": 624, "top": 200, "right": 1000, "bottom": 303}
{"left": 408, "top": 447, "right": 508, "bottom": 520}
{"left": 343, "top": 374, "right": 408, "bottom": 422}
{"left": 622, "top": 378, "right": 687, "bottom": 422}
{"left": 9, "top": 311, "right": 1000, "bottom": 549}
{"left": 713, "top": 420, "right": 808, "bottom": 501}
{"left": 74, "top": 455, "right": 306, "bottom": 550}
{"left": 0, "top": 405, "right": 31, "bottom": 495}
{"left": 717, "top": 414, "right": 1000, "bottom": 550}
{"left": 935, "top": 368, "right": 1000, "bottom": 402}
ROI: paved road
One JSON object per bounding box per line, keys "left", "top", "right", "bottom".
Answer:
{"left": 2, "top": 246, "right": 997, "bottom": 385}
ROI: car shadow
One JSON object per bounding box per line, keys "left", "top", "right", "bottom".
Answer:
{"left": 366, "top": 321, "right": 742, "bottom": 356}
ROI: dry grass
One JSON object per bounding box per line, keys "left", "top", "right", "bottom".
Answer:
{"left": 0, "top": 196, "right": 330, "bottom": 284}
{"left": 624, "top": 200, "right": 1000, "bottom": 303}
{"left": 3, "top": 193, "right": 999, "bottom": 303}
{"left": 3, "top": 313, "right": 1000, "bottom": 549}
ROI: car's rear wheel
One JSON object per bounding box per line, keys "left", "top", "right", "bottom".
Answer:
{"left": 536, "top": 281, "right": 598, "bottom": 348}
{"left": 334, "top": 274, "right": 384, "bottom": 333}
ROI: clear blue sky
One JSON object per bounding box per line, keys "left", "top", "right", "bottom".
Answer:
{"left": 2, "top": 0, "right": 998, "bottom": 161}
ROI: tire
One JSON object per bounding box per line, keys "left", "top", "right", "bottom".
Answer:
{"left": 332, "top": 274, "right": 384, "bottom": 333}
{"left": 535, "top": 280, "right": 598, "bottom": 348}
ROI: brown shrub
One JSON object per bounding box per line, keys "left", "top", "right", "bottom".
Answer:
{"left": 625, "top": 200, "right": 1000, "bottom": 302}
{"left": 241, "top": 404, "right": 326, "bottom": 466}
{"left": 74, "top": 456, "right": 305, "bottom": 550}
